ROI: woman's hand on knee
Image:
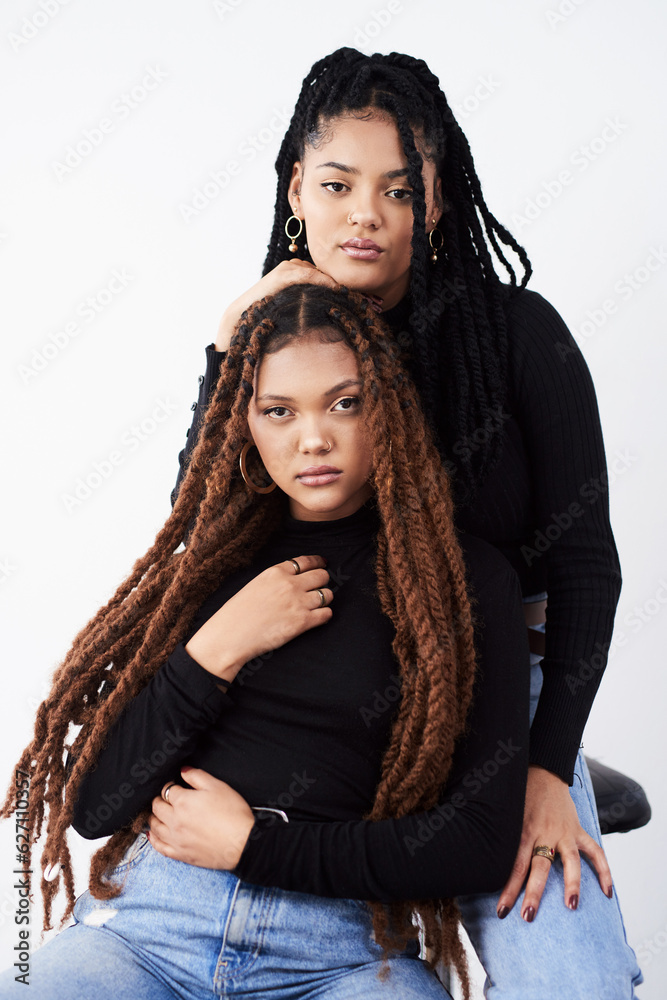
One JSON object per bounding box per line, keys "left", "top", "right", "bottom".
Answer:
{"left": 496, "top": 764, "right": 614, "bottom": 921}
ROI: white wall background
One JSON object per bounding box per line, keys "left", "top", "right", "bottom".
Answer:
{"left": 0, "top": 1, "right": 665, "bottom": 997}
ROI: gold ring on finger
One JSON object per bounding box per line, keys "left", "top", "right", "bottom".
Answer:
{"left": 161, "top": 781, "right": 177, "bottom": 804}
{"left": 289, "top": 558, "right": 301, "bottom": 575}
{"left": 532, "top": 845, "right": 556, "bottom": 862}
{"left": 316, "top": 588, "right": 326, "bottom": 607}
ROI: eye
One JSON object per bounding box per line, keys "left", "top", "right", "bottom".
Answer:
{"left": 263, "top": 405, "right": 292, "bottom": 418}
{"left": 321, "top": 182, "right": 348, "bottom": 194}
{"left": 333, "top": 396, "right": 360, "bottom": 411}
{"left": 387, "top": 188, "right": 413, "bottom": 200}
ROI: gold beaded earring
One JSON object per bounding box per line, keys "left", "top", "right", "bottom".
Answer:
{"left": 429, "top": 218, "right": 444, "bottom": 263}
{"left": 285, "top": 215, "right": 303, "bottom": 253}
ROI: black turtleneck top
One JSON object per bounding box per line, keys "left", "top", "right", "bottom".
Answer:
{"left": 169, "top": 288, "right": 621, "bottom": 786}
{"left": 70, "top": 497, "right": 530, "bottom": 902}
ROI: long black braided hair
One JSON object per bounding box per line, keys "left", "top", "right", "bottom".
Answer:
{"left": 262, "top": 47, "right": 532, "bottom": 499}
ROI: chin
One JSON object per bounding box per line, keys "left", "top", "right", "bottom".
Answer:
{"left": 290, "top": 488, "right": 362, "bottom": 520}
{"left": 301, "top": 495, "right": 347, "bottom": 514}
{"left": 316, "top": 253, "right": 386, "bottom": 290}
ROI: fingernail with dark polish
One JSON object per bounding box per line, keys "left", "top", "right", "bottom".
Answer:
{"left": 568, "top": 894, "right": 578, "bottom": 910}
{"left": 606, "top": 885, "right": 614, "bottom": 898}
{"left": 497, "top": 905, "right": 509, "bottom": 920}
{"left": 523, "top": 906, "right": 535, "bottom": 923}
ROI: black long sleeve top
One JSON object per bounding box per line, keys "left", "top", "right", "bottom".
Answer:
{"left": 70, "top": 498, "right": 530, "bottom": 902}
{"left": 171, "top": 288, "right": 622, "bottom": 785}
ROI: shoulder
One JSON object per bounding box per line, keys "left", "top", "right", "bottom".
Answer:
{"left": 504, "top": 284, "right": 573, "bottom": 339}
{"left": 498, "top": 284, "right": 589, "bottom": 381}
{"left": 500, "top": 284, "right": 567, "bottom": 328}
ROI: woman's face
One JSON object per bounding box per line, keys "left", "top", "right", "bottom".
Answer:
{"left": 288, "top": 111, "right": 443, "bottom": 311}
{"left": 245, "top": 333, "right": 375, "bottom": 521}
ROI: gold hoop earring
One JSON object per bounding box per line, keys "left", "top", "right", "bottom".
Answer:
{"left": 239, "top": 441, "right": 276, "bottom": 494}
{"left": 285, "top": 215, "right": 303, "bottom": 253}
{"left": 428, "top": 220, "right": 444, "bottom": 263}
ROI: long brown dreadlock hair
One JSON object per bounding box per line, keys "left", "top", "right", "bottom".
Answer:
{"left": 2, "top": 282, "right": 479, "bottom": 998}
{"left": 264, "top": 46, "right": 532, "bottom": 500}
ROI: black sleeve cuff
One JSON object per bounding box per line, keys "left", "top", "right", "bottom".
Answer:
{"left": 166, "top": 641, "right": 234, "bottom": 714}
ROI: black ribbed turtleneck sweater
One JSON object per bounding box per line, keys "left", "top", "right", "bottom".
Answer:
{"left": 70, "top": 498, "right": 529, "bottom": 902}
{"left": 170, "top": 288, "right": 622, "bottom": 785}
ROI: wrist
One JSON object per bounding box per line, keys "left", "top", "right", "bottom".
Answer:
{"left": 528, "top": 763, "right": 567, "bottom": 787}
{"left": 216, "top": 308, "right": 237, "bottom": 353}
{"left": 230, "top": 813, "right": 258, "bottom": 872}
{"left": 184, "top": 633, "right": 244, "bottom": 683}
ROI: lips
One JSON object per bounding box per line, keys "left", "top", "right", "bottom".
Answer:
{"left": 340, "top": 242, "right": 383, "bottom": 261}
{"left": 296, "top": 465, "right": 343, "bottom": 487}
{"left": 297, "top": 466, "right": 341, "bottom": 476}
{"left": 341, "top": 239, "right": 383, "bottom": 251}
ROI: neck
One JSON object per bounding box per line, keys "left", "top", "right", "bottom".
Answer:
{"left": 377, "top": 272, "right": 410, "bottom": 311}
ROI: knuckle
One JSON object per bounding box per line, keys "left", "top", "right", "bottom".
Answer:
{"left": 529, "top": 871, "right": 549, "bottom": 891}
{"left": 510, "top": 859, "right": 526, "bottom": 879}
{"left": 530, "top": 858, "right": 551, "bottom": 877}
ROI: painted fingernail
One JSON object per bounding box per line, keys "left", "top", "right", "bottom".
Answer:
{"left": 568, "top": 894, "right": 579, "bottom": 910}
{"left": 497, "top": 905, "right": 509, "bottom": 920}
{"left": 522, "top": 906, "right": 535, "bottom": 923}
{"left": 606, "top": 885, "right": 614, "bottom": 899}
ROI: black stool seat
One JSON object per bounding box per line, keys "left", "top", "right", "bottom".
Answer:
{"left": 585, "top": 757, "right": 652, "bottom": 834}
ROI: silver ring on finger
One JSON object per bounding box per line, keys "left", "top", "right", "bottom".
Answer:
{"left": 289, "top": 558, "right": 301, "bottom": 575}
{"left": 161, "top": 781, "right": 177, "bottom": 804}
{"left": 315, "top": 588, "right": 326, "bottom": 608}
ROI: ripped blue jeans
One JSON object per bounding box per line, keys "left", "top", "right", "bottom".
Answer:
{"left": 0, "top": 830, "right": 453, "bottom": 999}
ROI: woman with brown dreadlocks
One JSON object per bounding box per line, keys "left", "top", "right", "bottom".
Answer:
{"left": 0, "top": 282, "right": 529, "bottom": 999}
{"left": 167, "top": 48, "right": 643, "bottom": 999}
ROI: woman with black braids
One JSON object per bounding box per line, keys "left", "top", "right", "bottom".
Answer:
{"left": 170, "top": 48, "right": 643, "bottom": 997}
{"left": 0, "top": 282, "right": 530, "bottom": 999}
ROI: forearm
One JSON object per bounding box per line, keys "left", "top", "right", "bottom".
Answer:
{"left": 171, "top": 344, "right": 226, "bottom": 509}
{"left": 527, "top": 460, "right": 622, "bottom": 782}
{"left": 69, "top": 643, "right": 232, "bottom": 838}
{"left": 509, "top": 289, "right": 623, "bottom": 782}
{"left": 233, "top": 750, "right": 527, "bottom": 901}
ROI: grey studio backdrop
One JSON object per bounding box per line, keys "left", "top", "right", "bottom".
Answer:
{"left": 1, "top": 1, "right": 665, "bottom": 997}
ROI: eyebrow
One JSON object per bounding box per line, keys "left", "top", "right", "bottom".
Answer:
{"left": 314, "top": 161, "right": 409, "bottom": 180}
{"left": 256, "top": 378, "right": 363, "bottom": 403}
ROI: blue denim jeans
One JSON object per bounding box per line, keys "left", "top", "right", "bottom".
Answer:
{"left": 454, "top": 623, "right": 644, "bottom": 999}
{"left": 0, "top": 830, "right": 453, "bottom": 999}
